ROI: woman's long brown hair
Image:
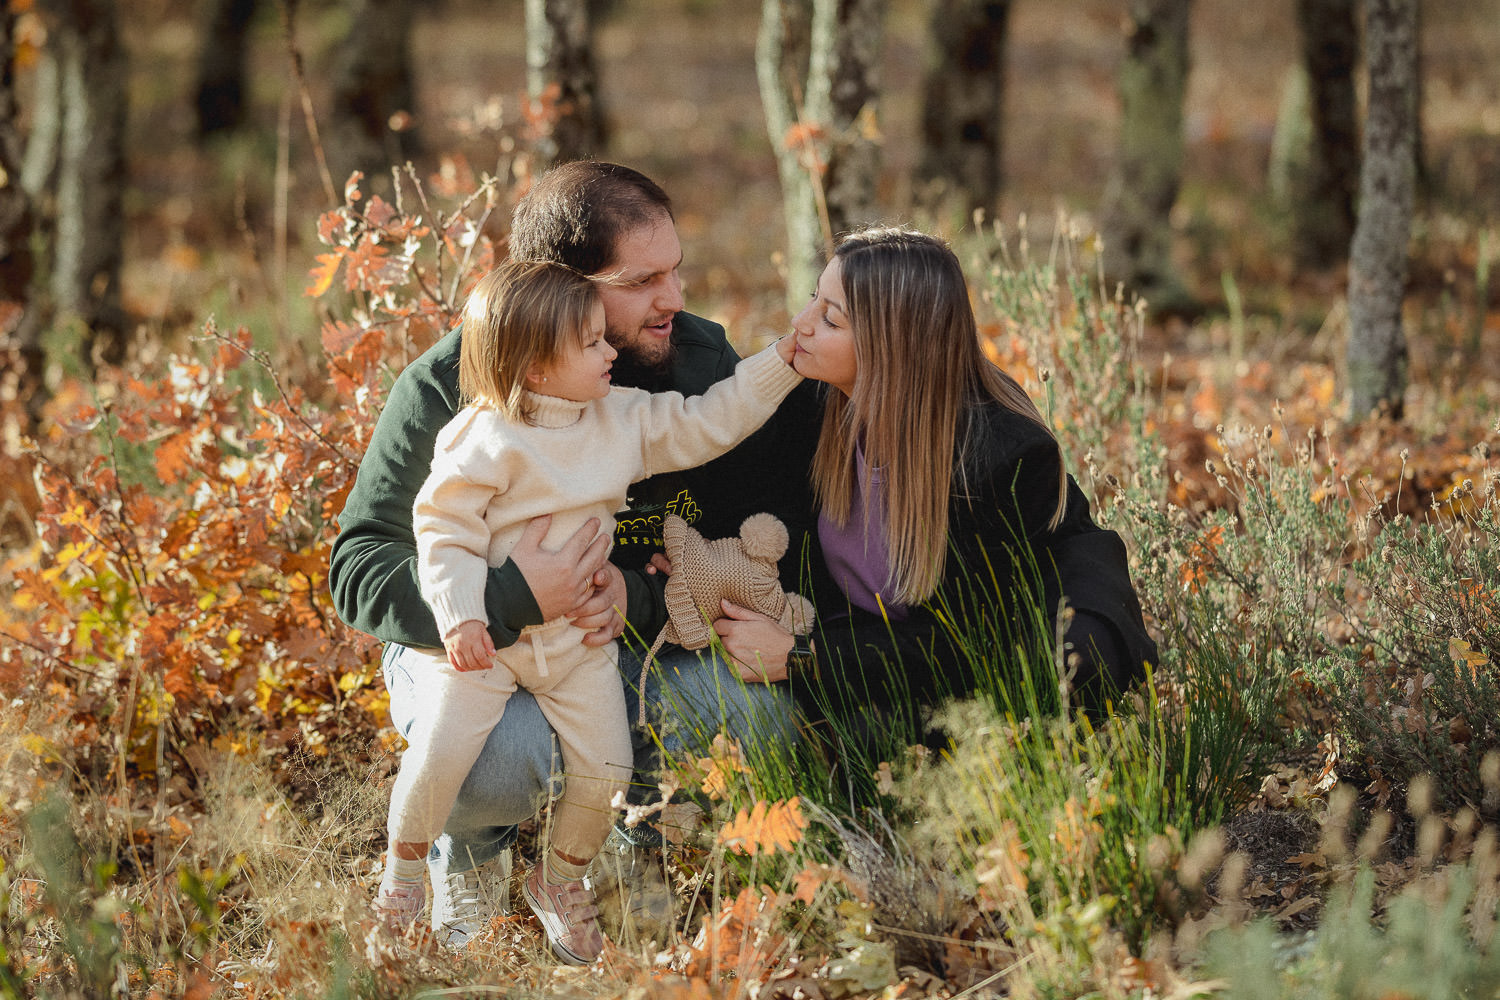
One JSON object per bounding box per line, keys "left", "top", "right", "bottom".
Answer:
{"left": 810, "top": 228, "right": 1066, "bottom": 604}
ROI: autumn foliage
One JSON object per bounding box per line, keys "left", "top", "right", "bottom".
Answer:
{"left": 0, "top": 164, "right": 510, "bottom": 813}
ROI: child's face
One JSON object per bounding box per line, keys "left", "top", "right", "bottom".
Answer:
{"left": 531, "top": 304, "right": 617, "bottom": 403}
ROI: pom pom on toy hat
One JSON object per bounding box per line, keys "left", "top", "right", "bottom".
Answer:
{"left": 638, "top": 513, "right": 815, "bottom": 721}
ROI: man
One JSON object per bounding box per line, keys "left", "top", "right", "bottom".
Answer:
{"left": 329, "top": 161, "right": 820, "bottom": 947}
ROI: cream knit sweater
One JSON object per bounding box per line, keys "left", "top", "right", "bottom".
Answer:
{"left": 414, "top": 343, "right": 803, "bottom": 639}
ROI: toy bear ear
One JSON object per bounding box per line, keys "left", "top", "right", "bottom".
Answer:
{"left": 782, "top": 592, "right": 816, "bottom": 635}
{"left": 663, "top": 514, "right": 690, "bottom": 563}
{"left": 738, "top": 512, "right": 789, "bottom": 562}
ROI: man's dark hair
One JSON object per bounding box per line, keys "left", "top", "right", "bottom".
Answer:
{"left": 509, "top": 161, "right": 674, "bottom": 276}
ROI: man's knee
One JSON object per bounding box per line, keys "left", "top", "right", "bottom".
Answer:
{"left": 645, "top": 646, "right": 800, "bottom": 759}
{"left": 446, "top": 687, "right": 562, "bottom": 830}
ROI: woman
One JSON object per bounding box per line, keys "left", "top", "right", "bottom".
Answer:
{"left": 710, "top": 228, "right": 1156, "bottom": 749}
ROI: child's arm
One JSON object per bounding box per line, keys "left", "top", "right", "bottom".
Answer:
{"left": 413, "top": 409, "right": 510, "bottom": 649}
{"left": 330, "top": 337, "right": 550, "bottom": 652}
{"left": 629, "top": 339, "right": 803, "bottom": 477}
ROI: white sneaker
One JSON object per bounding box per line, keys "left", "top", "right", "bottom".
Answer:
{"left": 429, "top": 850, "right": 512, "bottom": 948}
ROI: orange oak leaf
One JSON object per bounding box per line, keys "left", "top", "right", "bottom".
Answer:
{"left": 306, "top": 251, "right": 343, "bottom": 297}
{"left": 717, "top": 797, "right": 806, "bottom": 856}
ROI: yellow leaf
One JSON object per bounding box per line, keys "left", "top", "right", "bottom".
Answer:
{"left": 1450, "top": 637, "right": 1489, "bottom": 681}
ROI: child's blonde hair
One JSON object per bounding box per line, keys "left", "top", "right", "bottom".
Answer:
{"left": 458, "top": 258, "right": 601, "bottom": 423}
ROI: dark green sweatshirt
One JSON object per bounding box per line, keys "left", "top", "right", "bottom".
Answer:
{"left": 328, "top": 312, "right": 822, "bottom": 651}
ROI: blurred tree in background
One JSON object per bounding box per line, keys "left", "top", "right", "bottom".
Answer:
{"left": 19, "top": 0, "right": 127, "bottom": 374}
{"left": 1288, "top": 0, "right": 1359, "bottom": 269}
{"left": 328, "top": 0, "right": 420, "bottom": 186}
{"left": 756, "top": 0, "right": 886, "bottom": 307}
{"left": 1100, "top": 0, "right": 1193, "bottom": 314}
{"left": 194, "top": 0, "right": 258, "bottom": 137}
{"left": 526, "top": 0, "right": 606, "bottom": 164}
{"left": 1, "top": 4, "right": 40, "bottom": 422}
{"left": 916, "top": 0, "right": 1009, "bottom": 221}
{"left": 0, "top": 0, "right": 1480, "bottom": 423}
{"left": 1347, "top": 0, "right": 1418, "bottom": 419}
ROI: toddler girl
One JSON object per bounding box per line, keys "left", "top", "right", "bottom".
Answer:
{"left": 376, "top": 258, "right": 800, "bottom": 963}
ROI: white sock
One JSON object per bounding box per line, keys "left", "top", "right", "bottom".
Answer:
{"left": 544, "top": 850, "right": 590, "bottom": 885}
{"left": 385, "top": 853, "right": 426, "bottom": 886}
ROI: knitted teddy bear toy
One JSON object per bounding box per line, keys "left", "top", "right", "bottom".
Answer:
{"left": 638, "top": 513, "right": 815, "bottom": 719}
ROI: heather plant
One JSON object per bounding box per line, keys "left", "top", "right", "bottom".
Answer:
{"left": 1316, "top": 477, "right": 1500, "bottom": 815}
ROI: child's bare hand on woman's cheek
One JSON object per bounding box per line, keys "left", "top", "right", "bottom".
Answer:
{"left": 444, "top": 620, "right": 495, "bottom": 671}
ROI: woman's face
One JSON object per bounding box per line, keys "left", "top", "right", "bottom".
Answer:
{"left": 790, "top": 257, "right": 858, "bottom": 396}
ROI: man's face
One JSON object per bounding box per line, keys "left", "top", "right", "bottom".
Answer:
{"left": 596, "top": 215, "right": 685, "bottom": 370}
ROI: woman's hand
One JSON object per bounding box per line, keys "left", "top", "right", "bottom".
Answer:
{"left": 444, "top": 619, "right": 495, "bottom": 671}
{"left": 714, "top": 599, "right": 795, "bottom": 683}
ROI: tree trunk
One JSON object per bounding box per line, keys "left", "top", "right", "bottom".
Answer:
{"left": 1288, "top": 0, "right": 1359, "bottom": 268}
{"left": 194, "top": 0, "right": 259, "bottom": 138}
{"left": 757, "top": 0, "right": 832, "bottom": 305}
{"left": 328, "top": 0, "right": 419, "bottom": 186}
{"left": 1346, "top": 0, "right": 1416, "bottom": 421}
{"left": 525, "top": 0, "right": 605, "bottom": 164}
{"left": 44, "top": 0, "right": 127, "bottom": 367}
{"left": 1100, "top": 0, "right": 1193, "bottom": 313}
{"left": 822, "top": 0, "right": 887, "bottom": 239}
{"left": 917, "top": 0, "right": 1010, "bottom": 221}
{"left": 1, "top": 5, "right": 46, "bottom": 424}
{"left": 757, "top": 0, "right": 886, "bottom": 306}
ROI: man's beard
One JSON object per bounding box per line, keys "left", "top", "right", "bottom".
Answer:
{"left": 607, "top": 334, "right": 677, "bottom": 392}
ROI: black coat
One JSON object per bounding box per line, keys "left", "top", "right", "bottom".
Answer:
{"left": 796, "top": 397, "right": 1156, "bottom": 730}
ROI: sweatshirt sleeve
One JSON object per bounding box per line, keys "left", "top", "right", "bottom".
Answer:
{"left": 628, "top": 342, "right": 804, "bottom": 478}
{"left": 413, "top": 409, "right": 508, "bottom": 640}
{"left": 327, "top": 336, "right": 543, "bottom": 650}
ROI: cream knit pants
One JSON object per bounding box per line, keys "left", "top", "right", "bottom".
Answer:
{"left": 385, "top": 617, "right": 633, "bottom": 863}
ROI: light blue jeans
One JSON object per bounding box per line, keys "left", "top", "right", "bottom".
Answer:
{"left": 381, "top": 640, "right": 800, "bottom": 875}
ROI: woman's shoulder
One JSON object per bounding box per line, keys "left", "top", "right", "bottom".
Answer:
{"left": 961, "top": 397, "right": 1057, "bottom": 465}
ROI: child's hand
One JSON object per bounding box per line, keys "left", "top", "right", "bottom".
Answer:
{"left": 774, "top": 334, "right": 796, "bottom": 365}
{"left": 444, "top": 620, "right": 495, "bottom": 671}
{"left": 644, "top": 552, "right": 674, "bottom": 576}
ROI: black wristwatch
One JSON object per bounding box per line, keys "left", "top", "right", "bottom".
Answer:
{"left": 786, "top": 636, "right": 817, "bottom": 678}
